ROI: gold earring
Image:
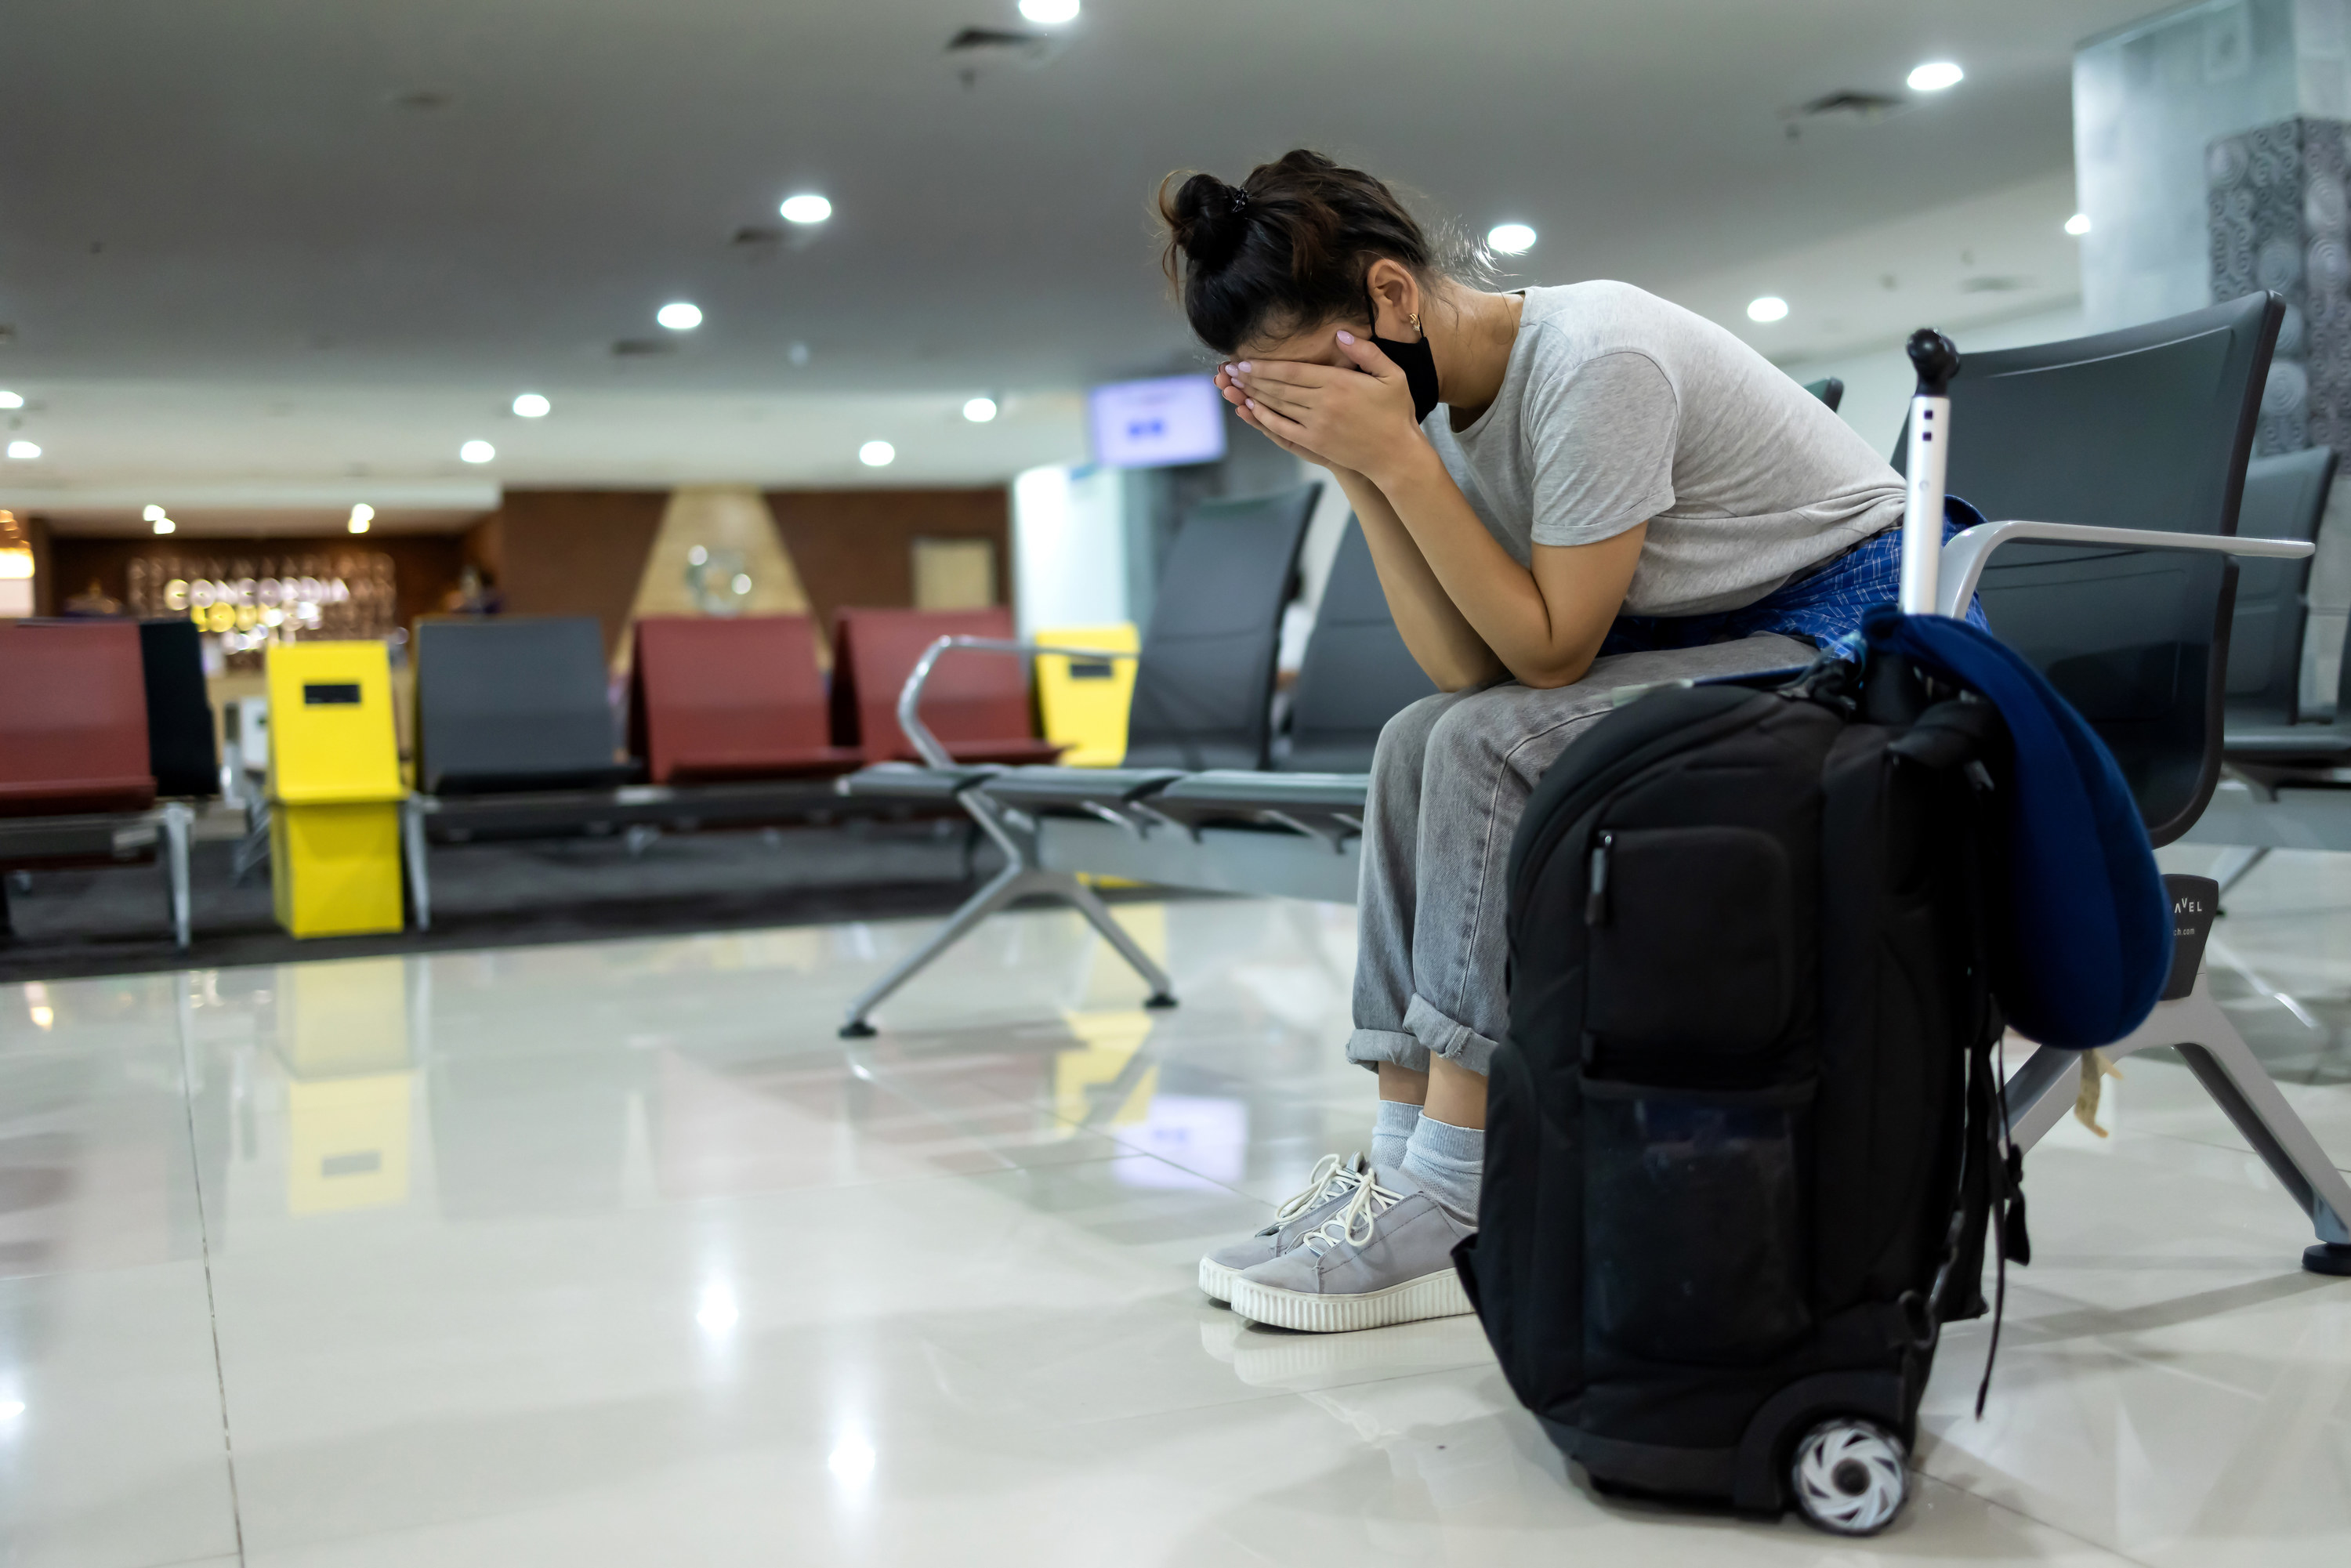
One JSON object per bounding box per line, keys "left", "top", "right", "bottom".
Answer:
{"left": 1409, "top": 311, "right": 1423, "bottom": 338}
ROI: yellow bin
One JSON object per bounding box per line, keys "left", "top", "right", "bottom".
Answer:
{"left": 1034, "top": 623, "right": 1138, "bottom": 767}
{"left": 267, "top": 641, "right": 407, "bottom": 937}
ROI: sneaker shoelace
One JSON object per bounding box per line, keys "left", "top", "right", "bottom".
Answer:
{"left": 1266, "top": 1153, "right": 1369, "bottom": 1233}
{"left": 1301, "top": 1173, "right": 1409, "bottom": 1256}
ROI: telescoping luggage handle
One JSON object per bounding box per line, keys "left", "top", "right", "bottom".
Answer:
{"left": 1900, "top": 328, "right": 1962, "bottom": 616}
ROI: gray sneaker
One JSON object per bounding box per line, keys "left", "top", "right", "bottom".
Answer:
{"left": 1226, "top": 1168, "right": 1474, "bottom": 1333}
{"left": 1197, "top": 1152, "right": 1374, "bottom": 1302}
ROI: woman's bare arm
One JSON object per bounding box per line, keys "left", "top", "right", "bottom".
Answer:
{"left": 1331, "top": 469, "right": 1505, "bottom": 691}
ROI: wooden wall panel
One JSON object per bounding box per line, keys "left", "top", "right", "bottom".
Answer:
{"left": 485, "top": 490, "right": 668, "bottom": 657}
{"left": 764, "top": 488, "right": 1010, "bottom": 632}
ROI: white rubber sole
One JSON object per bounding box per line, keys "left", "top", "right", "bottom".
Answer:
{"left": 1227, "top": 1266, "right": 1473, "bottom": 1334}
{"left": 1198, "top": 1255, "right": 1242, "bottom": 1302}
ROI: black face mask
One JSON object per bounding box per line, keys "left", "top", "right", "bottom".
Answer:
{"left": 1373, "top": 328, "right": 1442, "bottom": 424}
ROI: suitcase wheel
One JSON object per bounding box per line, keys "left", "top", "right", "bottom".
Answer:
{"left": 1789, "top": 1418, "right": 1907, "bottom": 1535}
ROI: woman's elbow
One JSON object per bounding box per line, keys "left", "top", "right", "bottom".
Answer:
{"left": 1510, "top": 653, "right": 1597, "bottom": 690}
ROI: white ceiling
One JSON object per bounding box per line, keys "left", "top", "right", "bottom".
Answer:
{"left": 0, "top": 0, "right": 2150, "bottom": 502}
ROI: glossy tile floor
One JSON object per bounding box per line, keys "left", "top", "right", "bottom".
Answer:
{"left": 2, "top": 848, "right": 2349, "bottom": 1566}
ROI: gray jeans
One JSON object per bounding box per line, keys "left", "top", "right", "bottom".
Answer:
{"left": 1348, "top": 634, "right": 1814, "bottom": 1077}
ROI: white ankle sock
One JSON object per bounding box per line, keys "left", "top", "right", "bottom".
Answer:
{"left": 1372, "top": 1099, "right": 1422, "bottom": 1172}
{"left": 1400, "top": 1113, "right": 1483, "bottom": 1224}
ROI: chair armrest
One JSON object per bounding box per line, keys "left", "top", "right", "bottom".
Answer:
{"left": 1936, "top": 522, "right": 2316, "bottom": 620}
{"left": 896, "top": 636, "right": 1137, "bottom": 769}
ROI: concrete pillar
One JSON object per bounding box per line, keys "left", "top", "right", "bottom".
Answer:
{"left": 2077, "top": 0, "right": 2351, "bottom": 705}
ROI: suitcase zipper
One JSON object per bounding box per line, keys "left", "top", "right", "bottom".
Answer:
{"left": 1585, "top": 831, "right": 1613, "bottom": 925}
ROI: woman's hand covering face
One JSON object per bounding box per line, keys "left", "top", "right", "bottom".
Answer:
{"left": 1218, "top": 331, "right": 1425, "bottom": 486}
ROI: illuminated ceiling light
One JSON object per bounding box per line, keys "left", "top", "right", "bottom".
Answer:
{"left": 1019, "top": 0, "right": 1079, "bottom": 22}
{"left": 779, "top": 194, "right": 832, "bottom": 225}
{"left": 143, "top": 504, "right": 168, "bottom": 522}
{"left": 0, "top": 1400, "right": 23, "bottom": 1421}
{"left": 0, "top": 390, "right": 21, "bottom": 409}
{"left": 962, "top": 396, "right": 998, "bottom": 423}
{"left": 858, "top": 440, "right": 896, "bottom": 467}
{"left": 2065, "top": 212, "right": 2092, "bottom": 237}
{"left": 1907, "top": 61, "right": 1964, "bottom": 92}
{"left": 349, "top": 503, "right": 374, "bottom": 534}
{"left": 152, "top": 516, "right": 176, "bottom": 535}
{"left": 730, "top": 573, "right": 752, "bottom": 595}
{"left": 657, "top": 301, "right": 703, "bottom": 331}
{"left": 459, "top": 440, "right": 495, "bottom": 464}
{"left": 512, "top": 392, "right": 551, "bottom": 418}
{"left": 1487, "top": 223, "right": 1538, "bottom": 255}
{"left": 5, "top": 441, "right": 40, "bottom": 459}
{"left": 1747, "top": 295, "right": 1790, "bottom": 323}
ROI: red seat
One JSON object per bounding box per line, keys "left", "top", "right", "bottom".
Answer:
{"left": 829, "top": 607, "right": 1063, "bottom": 766}
{"left": 0, "top": 621, "right": 158, "bottom": 817}
{"left": 629, "top": 615, "right": 861, "bottom": 784}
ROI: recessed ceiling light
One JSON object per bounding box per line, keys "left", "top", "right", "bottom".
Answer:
{"left": 858, "top": 440, "right": 897, "bottom": 467}
{"left": 0, "top": 1400, "right": 23, "bottom": 1420}
{"left": 656, "top": 302, "right": 703, "bottom": 331}
{"left": 1020, "top": 0, "right": 1080, "bottom": 21}
{"left": 780, "top": 194, "right": 832, "bottom": 225}
{"left": 5, "top": 441, "right": 39, "bottom": 459}
{"left": 459, "top": 440, "right": 495, "bottom": 464}
{"left": 349, "top": 503, "right": 375, "bottom": 534}
{"left": 0, "top": 390, "right": 20, "bottom": 409}
{"left": 1907, "top": 61, "right": 1963, "bottom": 92}
{"left": 152, "top": 516, "right": 176, "bottom": 535}
{"left": 1747, "top": 295, "right": 1789, "bottom": 323}
{"left": 2065, "top": 212, "right": 2092, "bottom": 237}
{"left": 143, "top": 504, "right": 167, "bottom": 522}
{"left": 963, "top": 397, "right": 999, "bottom": 423}
{"left": 1487, "top": 223, "right": 1537, "bottom": 255}
{"left": 512, "top": 392, "right": 551, "bottom": 418}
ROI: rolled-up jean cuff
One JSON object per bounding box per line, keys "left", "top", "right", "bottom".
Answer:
{"left": 1403, "top": 994, "right": 1499, "bottom": 1076}
{"left": 1346, "top": 1028, "right": 1426, "bottom": 1073}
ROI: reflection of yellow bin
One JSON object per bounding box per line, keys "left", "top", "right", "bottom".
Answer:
{"left": 279, "top": 959, "right": 412, "bottom": 1214}
{"left": 1035, "top": 623, "right": 1138, "bottom": 767}
{"left": 267, "top": 642, "right": 406, "bottom": 937}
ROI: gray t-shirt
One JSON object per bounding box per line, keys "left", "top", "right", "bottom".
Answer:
{"left": 1425, "top": 281, "right": 1907, "bottom": 617}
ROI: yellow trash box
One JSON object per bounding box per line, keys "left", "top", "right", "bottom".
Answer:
{"left": 1034, "top": 623, "right": 1138, "bottom": 767}
{"left": 267, "top": 641, "right": 407, "bottom": 937}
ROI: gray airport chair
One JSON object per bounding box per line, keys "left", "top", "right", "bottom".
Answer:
{"left": 1893, "top": 292, "right": 2346, "bottom": 1274}
{"left": 834, "top": 483, "right": 1319, "bottom": 1033}
{"left": 415, "top": 617, "right": 636, "bottom": 796}
{"left": 1282, "top": 519, "right": 1440, "bottom": 773}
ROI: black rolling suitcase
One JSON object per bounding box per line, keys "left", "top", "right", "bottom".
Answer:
{"left": 1453, "top": 331, "right": 2150, "bottom": 1535}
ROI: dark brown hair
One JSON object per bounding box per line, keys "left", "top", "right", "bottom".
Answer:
{"left": 1156, "top": 150, "right": 1484, "bottom": 354}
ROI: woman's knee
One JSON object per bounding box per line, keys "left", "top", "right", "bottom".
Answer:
{"left": 1370, "top": 690, "right": 1461, "bottom": 784}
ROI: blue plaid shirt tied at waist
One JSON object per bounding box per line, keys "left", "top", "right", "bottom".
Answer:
{"left": 1598, "top": 497, "right": 1991, "bottom": 662}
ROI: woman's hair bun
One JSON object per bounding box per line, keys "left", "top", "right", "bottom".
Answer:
{"left": 1168, "top": 172, "right": 1250, "bottom": 271}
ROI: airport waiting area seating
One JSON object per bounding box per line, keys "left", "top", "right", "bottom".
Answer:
{"left": 831, "top": 607, "right": 1066, "bottom": 766}
{"left": 400, "top": 610, "right": 1054, "bottom": 929}
{"left": 0, "top": 617, "right": 209, "bottom": 948}
{"left": 2176, "top": 445, "right": 2351, "bottom": 894}
{"left": 629, "top": 614, "right": 860, "bottom": 782}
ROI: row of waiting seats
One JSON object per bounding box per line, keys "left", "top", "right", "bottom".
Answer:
{"left": 836, "top": 291, "right": 2351, "bottom": 1280}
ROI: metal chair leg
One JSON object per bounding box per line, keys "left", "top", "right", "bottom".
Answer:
{"left": 159, "top": 803, "right": 193, "bottom": 951}
{"left": 839, "top": 861, "right": 1038, "bottom": 1036}
{"left": 838, "top": 788, "right": 1179, "bottom": 1037}
{"left": 402, "top": 797, "right": 433, "bottom": 932}
{"left": 1060, "top": 875, "right": 1177, "bottom": 1005}
{"left": 2005, "top": 965, "right": 2351, "bottom": 1274}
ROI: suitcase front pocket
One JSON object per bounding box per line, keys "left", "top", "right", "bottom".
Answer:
{"left": 1584, "top": 826, "right": 1795, "bottom": 1057}
{"left": 1581, "top": 1075, "right": 1813, "bottom": 1365}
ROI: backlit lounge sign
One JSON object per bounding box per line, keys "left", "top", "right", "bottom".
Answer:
{"left": 165, "top": 573, "right": 351, "bottom": 631}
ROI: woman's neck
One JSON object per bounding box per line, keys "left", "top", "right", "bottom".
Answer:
{"left": 1432, "top": 283, "right": 1523, "bottom": 424}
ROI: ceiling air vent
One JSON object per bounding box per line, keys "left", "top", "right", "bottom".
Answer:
{"left": 611, "top": 339, "right": 676, "bottom": 357}
{"left": 946, "top": 27, "right": 1062, "bottom": 88}
{"left": 1780, "top": 89, "right": 1907, "bottom": 139}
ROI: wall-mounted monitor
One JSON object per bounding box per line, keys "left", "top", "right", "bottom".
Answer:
{"left": 1087, "top": 375, "right": 1226, "bottom": 469}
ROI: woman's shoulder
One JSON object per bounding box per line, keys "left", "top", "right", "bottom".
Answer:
{"left": 1520, "top": 281, "right": 1703, "bottom": 346}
